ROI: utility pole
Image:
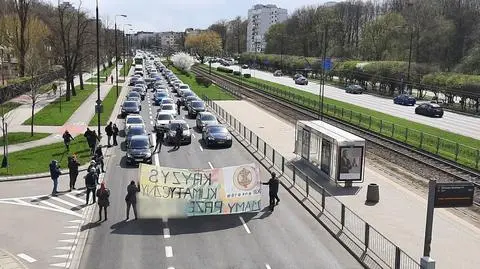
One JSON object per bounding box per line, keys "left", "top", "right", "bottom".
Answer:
{"left": 95, "top": 0, "right": 102, "bottom": 136}
{"left": 320, "top": 25, "right": 328, "bottom": 121}
{"left": 115, "top": 14, "right": 127, "bottom": 97}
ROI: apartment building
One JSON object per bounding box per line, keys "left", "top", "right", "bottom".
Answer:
{"left": 246, "top": 4, "right": 288, "bottom": 52}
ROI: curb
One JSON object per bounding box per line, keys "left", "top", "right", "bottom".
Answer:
{"left": 0, "top": 164, "right": 90, "bottom": 182}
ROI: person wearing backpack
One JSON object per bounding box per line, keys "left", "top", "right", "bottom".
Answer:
{"left": 96, "top": 183, "right": 110, "bottom": 221}
{"left": 49, "top": 160, "right": 61, "bottom": 196}
{"left": 85, "top": 168, "right": 98, "bottom": 205}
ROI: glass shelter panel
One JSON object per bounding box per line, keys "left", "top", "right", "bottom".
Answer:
{"left": 301, "top": 129, "right": 310, "bottom": 160}
{"left": 310, "top": 133, "right": 319, "bottom": 165}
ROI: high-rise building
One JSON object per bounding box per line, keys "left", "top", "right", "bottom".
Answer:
{"left": 247, "top": 4, "right": 288, "bottom": 53}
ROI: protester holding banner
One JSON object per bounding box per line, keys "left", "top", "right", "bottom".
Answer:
{"left": 125, "top": 180, "right": 140, "bottom": 220}
{"left": 262, "top": 171, "right": 280, "bottom": 211}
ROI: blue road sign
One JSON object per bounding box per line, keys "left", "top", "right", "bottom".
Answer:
{"left": 322, "top": 57, "right": 332, "bottom": 71}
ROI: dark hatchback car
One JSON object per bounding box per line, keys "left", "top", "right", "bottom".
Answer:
{"left": 121, "top": 101, "right": 141, "bottom": 117}
{"left": 187, "top": 100, "right": 206, "bottom": 117}
{"left": 126, "top": 125, "right": 148, "bottom": 147}
{"left": 345, "top": 84, "right": 364, "bottom": 94}
{"left": 293, "top": 73, "right": 303, "bottom": 80}
{"left": 165, "top": 121, "right": 192, "bottom": 145}
{"left": 415, "top": 103, "right": 444, "bottom": 118}
{"left": 126, "top": 135, "right": 153, "bottom": 165}
{"left": 394, "top": 94, "right": 416, "bottom": 106}
{"left": 129, "top": 76, "right": 139, "bottom": 86}
{"left": 202, "top": 125, "right": 232, "bottom": 148}
{"left": 295, "top": 76, "right": 308, "bottom": 85}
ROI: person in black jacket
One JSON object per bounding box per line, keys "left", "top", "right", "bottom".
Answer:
{"left": 153, "top": 129, "right": 164, "bottom": 153}
{"left": 105, "top": 122, "right": 114, "bottom": 147}
{"left": 94, "top": 146, "right": 105, "bottom": 173}
{"left": 125, "top": 180, "right": 140, "bottom": 220}
{"left": 85, "top": 168, "right": 98, "bottom": 205}
{"left": 176, "top": 99, "right": 181, "bottom": 115}
{"left": 68, "top": 155, "right": 80, "bottom": 191}
{"left": 262, "top": 171, "right": 280, "bottom": 211}
{"left": 84, "top": 128, "right": 93, "bottom": 152}
{"left": 49, "top": 160, "right": 61, "bottom": 196}
{"left": 62, "top": 130, "right": 74, "bottom": 151}
{"left": 112, "top": 123, "right": 119, "bottom": 146}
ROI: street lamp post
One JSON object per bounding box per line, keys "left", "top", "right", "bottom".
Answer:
{"left": 320, "top": 25, "right": 328, "bottom": 121}
{"left": 115, "top": 14, "right": 127, "bottom": 97}
{"left": 123, "top": 24, "right": 132, "bottom": 78}
{"left": 95, "top": 0, "right": 101, "bottom": 136}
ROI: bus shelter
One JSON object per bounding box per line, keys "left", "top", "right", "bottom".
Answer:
{"left": 294, "top": 120, "right": 366, "bottom": 185}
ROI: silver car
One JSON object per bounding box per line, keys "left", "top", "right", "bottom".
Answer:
{"left": 196, "top": 112, "right": 218, "bottom": 131}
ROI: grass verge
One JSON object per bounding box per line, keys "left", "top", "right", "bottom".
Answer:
{"left": 86, "top": 77, "right": 106, "bottom": 83}
{"left": 23, "top": 84, "right": 96, "bottom": 126}
{"left": 0, "top": 132, "right": 50, "bottom": 147}
{"left": 119, "top": 59, "right": 132, "bottom": 77}
{"left": 198, "top": 65, "right": 480, "bottom": 170}
{"left": 0, "top": 102, "right": 21, "bottom": 117}
{"left": 0, "top": 136, "right": 90, "bottom": 176}
{"left": 171, "top": 67, "right": 236, "bottom": 100}
{"left": 89, "top": 86, "right": 121, "bottom": 126}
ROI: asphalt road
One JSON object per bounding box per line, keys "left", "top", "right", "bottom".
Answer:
{"left": 208, "top": 63, "right": 480, "bottom": 140}
{"left": 78, "top": 77, "right": 363, "bottom": 269}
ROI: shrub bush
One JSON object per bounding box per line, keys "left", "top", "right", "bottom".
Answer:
{"left": 195, "top": 75, "right": 213, "bottom": 87}
{"left": 243, "top": 73, "right": 251, "bottom": 78}
{"left": 233, "top": 71, "right": 241, "bottom": 76}
{"left": 217, "top": 66, "right": 233, "bottom": 73}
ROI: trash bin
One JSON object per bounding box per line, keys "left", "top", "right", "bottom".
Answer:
{"left": 366, "top": 183, "right": 379, "bottom": 203}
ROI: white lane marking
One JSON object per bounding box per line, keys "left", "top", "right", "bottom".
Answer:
{"left": 165, "top": 246, "right": 173, "bottom": 257}
{"left": 150, "top": 120, "right": 154, "bottom": 125}
{"left": 53, "top": 254, "right": 70, "bottom": 259}
{"left": 58, "top": 239, "right": 76, "bottom": 243}
{"left": 181, "top": 116, "right": 185, "bottom": 119}
{"left": 50, "top": 196, "right": 79, "bottom": 208}
{"left": 64, "top": 226, "right": 79, "bottom": 229}
{"left": 149, "top": 115, "right": 153, "bottom": 119}
{"left": 56, "top": 246, "right": 76, "bottom": 251}
{"left": 191, "top": 133, "right": 195, "bottom": 138}
{"left": 0, "top": 199, "right": 83, "bottom": 217}
{"left": 69, "top": 219, "right": 83, "bottom": 224}
{"left": 239, "top": 216, "right": 251, "bottom": 234}
{"left": 40, "top": 201, "right": 83, "bottom": 217}
{"left": 17, "top": 253, "right": 37, "bottom": 263}
{"left": 199, "top": 146, "right": 204, "bottom": 152}
{"left": 162, "top": 217, "right": 168, "bottom": 223}
{"left": 65, "top": 194, "right": 86, "bottom": 203}
{"left": 151, "top": 133, "right": 159, "bottom": 166}
{"left": 167, "top": 267, "right": 175, "bottom": 269}
{"left": 208, "top": 162, "right": 213, "bottom": 169}
{"left": 50, "top": 262, "right": 69, "bottom": 267}
{"left": 61, "top": 232, "right": 77, "bottom": 236}
{"left": 163, "top": 228, "right": 170, "bottom": 239}
{"left": 265, "top": 264, "right": 272, "bottom": 269}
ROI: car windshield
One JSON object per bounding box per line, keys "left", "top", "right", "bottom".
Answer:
{"left": 128, "top": 92, "right": 140, "bottom": 97}
{"left": 192, "top": 101, "right": 204, "bottom": 108}
{"left": 128, "top": 127, "right": 146, "bottom": 136}
{"left": 170, "top": 123, "right": 188, "bottom": 130}
{"left": 184, "top": 92, "right": 194, "bottom": 97}
{"left": 162, "top": 105, "right": 174, "bottom": 110}
{"left": 180, "top": 85, "right": 189, "bottom": 89}
{"left": 202, "top": 114, "right": 216, "bottom": 121}
{"left": 431, "top": 104, "right": 441, "bottom": 108}
{"left": 130, "top": 139, "right": 149, "bottom": 149}
{"left": 156, "top": 92, "right": 168, "bottom": 97}
{"left": 123, "top": 101, "right": 137, "bottom": 107}
{"left": 209, "top": 126, "right": 228, "bottom": 133}
{"left": 127, "top": 117, "right": 143, "bottom": 124}
{"left": 157, "top": 114, "right": 173, "bottom": 120}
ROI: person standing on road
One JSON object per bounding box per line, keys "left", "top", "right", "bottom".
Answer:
{"left": 85, "top": 168, "right": 98, "bottom": 205}
{"left": 68, "top": 155, "right": 80, "bottom": 191}
{"left": 105, "top": 122, "right": 113, "bottom": 147}
{"left": 110, "top": 75, "right": 113, "bottom": 84}
{"left": 262, "top": 171, "right": 280, "bottom": 211}
{"left": 173, "top": 125, "right": 182, "bottom": 150}
{"left": 62, "top": 130, "right": 74, "bottom": 151}
{"left": 125, "top": 180, "right": 140, "bottom": 220}
{"left": 153, "top": 129, "right": 164, "bottom": 153}
{"left": 176, "top": 99, "right": 181, "bottom": 115}
{"left": 112, "top": 124, "right": 119, "bottom": 146}
{"left": 49, "top": 160, "right": 61, "bottom": 196}
{"left": 94, "top": 146, "right": 106, "bottom": 173}
{"left": 96, "top": 182, "right": 110, "bottom": 221}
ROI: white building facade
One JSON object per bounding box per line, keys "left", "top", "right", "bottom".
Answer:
{"left": 246, "top": 4, "right": 288, "bottom": 52}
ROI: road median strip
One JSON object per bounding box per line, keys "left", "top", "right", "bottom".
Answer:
{"left": 89, "top": 86, "right": 122, "bottom": 126}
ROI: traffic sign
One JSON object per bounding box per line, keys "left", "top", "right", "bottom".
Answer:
{"left": 434, "top": 182, "right": 474, "bottom": 208}
{"left": 322, "top": 57, "right": 332, "bottom": 71}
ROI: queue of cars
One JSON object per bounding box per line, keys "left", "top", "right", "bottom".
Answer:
{"left": 121, "top": 52, "right": 234, "bottom": 166}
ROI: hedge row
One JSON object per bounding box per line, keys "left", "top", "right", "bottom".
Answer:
{"left": 233, "top": 71, "right": 241, "bottom": 76}
{"left": 217, "top": 66, "right": 233, "bottom": 73}
{"left": 195, "top": 75, "right": 213, "bottom": 87}
{"left": 239, "top": 52, "right": 320, "bottom": 73}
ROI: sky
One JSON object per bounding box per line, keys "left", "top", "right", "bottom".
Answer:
{"left": 45, "top": 0, "right": 338, "bottom": 33}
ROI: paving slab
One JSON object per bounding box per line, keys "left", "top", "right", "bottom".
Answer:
{"left": 214, "top": 99, "right": 480, "bottom": 269}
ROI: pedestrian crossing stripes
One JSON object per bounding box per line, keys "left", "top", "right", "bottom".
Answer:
{"left": 0, "top": 190, "right": 91, "bottom": 218}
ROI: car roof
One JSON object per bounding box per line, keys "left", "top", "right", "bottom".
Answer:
{"left": 198, "top": 111, "right": 213, "bottom": 116}
{"left": 158, "top": 111, "right": 174, "bottom": 115}
{"left": 205, "top": 124, "right": 226, "bottom": 130}
{"left": 130, "top": 135, "right": 149, "bottom": 141}
{"left": 191, "top": 100, "right": 204, "bottom": 104}
{"left": 128, "top": 125, "right": 146, "bottom": 130}
{"left": 126, "top": 114, "right": 142, "bottom": 119}
{"left": 123, "top": 100, "right": 138, "bottom": 104}
{"left": 161, "top": 104, "right": 174, "bottom": 108}
{"left": 170, "top": 119, "right": 187, "bottom": 124}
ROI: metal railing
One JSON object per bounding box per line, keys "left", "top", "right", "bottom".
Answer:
{"left": 198, "top": 65, "right": 480, "bottom": 171}
{"left": 203, "top": 95, "right": 422, "bottom": 269}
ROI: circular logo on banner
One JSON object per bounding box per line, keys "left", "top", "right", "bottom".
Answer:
{"left": 233, "top": 166, "right": 256, "bottom": 191}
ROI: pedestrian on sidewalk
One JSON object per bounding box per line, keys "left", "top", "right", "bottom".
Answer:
{"left": 153, "top": 129, "right": 164, "bottom": 153}
{"left": 176, "top": 99, "right": 181, "bottom": 115}
{"left": 125, "top": 180, "right": 140, "bottom": 220}
{"left": 49, "top": 160, "right": 61, "bottom": 196}
{"left": 88, "top": 160, "right": 100, "bottom": 179}
{"left": 262, "top": 171, "right": 280, "bottom": 211}
{"left": 96, "top": 182, "right": 110, "bottom": 221}
{"left": 62, "top": 130, "right": 74, "bottom": 151}
{"left": 68, "top": 155, "right": 80, "bottom": 191}
{"left": 110, "top": 75, "right": 113, "bottom": 84}
{"left": 84, "top": 128, "right": 94, "bottom": 154}
{"left": 105, "top": 122, "right": 113, "bottom": 147}
{"left": 112, "top": 124, "right": 119, "bottom": 146}
{"left": 85, "top": 168, "right": 98, "bottom": 205}
{"left": 94, "top": 146, "right": 106, "bottom": 173}
{"left": 52, "top": 83, "right": 57, "bottom": 96}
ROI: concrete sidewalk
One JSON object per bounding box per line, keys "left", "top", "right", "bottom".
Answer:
{"left": 213, "top": 99, "right": 480, "bottom": 269}
{"left": 5, "top": 65, "right": 126, "bottom": 154}
{"left": 0, "top": 249, "right": 27, "bottom": 269}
